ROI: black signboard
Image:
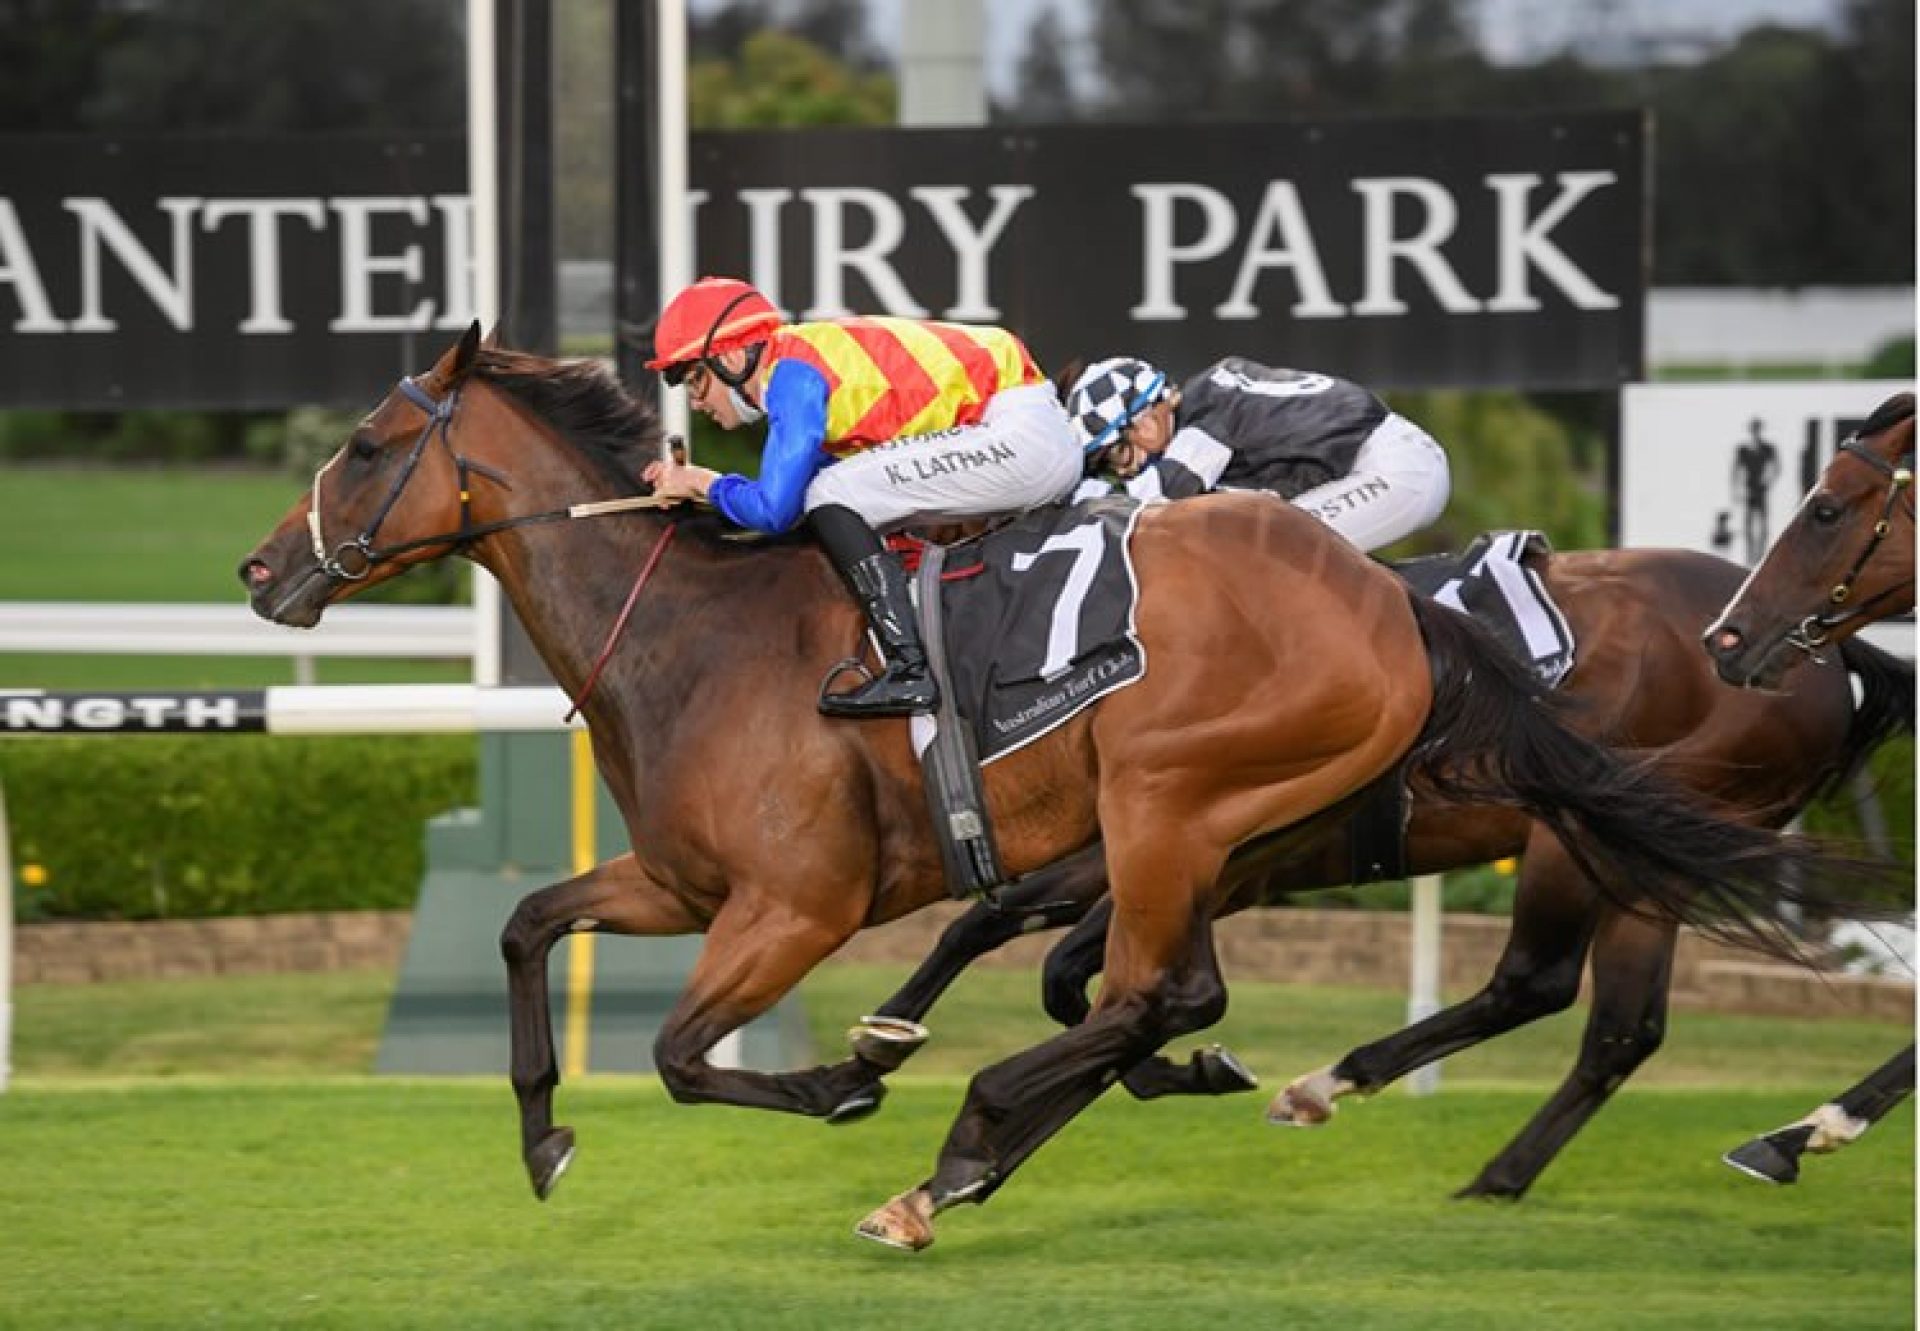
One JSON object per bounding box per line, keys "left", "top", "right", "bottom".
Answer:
{"left": 689, "top": 112, "right": 1646, "bottom": 390}
{"left": 0, "top": 134, "right": 466, "bottom": 409}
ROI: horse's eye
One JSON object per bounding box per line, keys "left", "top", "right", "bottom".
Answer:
{"left": 350, "top": 435, "right": 380, "bottom": 463}
{"left": 1810, "top": 498, "right": 1842, "bottom": 526}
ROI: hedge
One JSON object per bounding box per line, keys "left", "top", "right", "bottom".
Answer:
{"left": 2, "top": 735, "right": 476, "bottom": 921}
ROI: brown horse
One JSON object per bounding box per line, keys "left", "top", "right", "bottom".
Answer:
{"left": 852, "top": 546, "right": 1912, "bottom": 1199}
{"left": 1706, "top": 390, "right": 1915, "bottom": 1185}
{"left": 237, "top": 327, "right": 1865, "bottom": 1249}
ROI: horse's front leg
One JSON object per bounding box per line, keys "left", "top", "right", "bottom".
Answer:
{"left": 499, "top": 852, "right": 708, "bottom": 1200}
{"left": 650, "top": 893, "right": 882, "bottom": 1120}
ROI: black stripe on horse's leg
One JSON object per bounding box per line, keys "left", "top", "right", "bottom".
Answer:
{"left": 650, "top": 898, "right": 887, "bottom": 1121}
{"left": 1457, "top": 907, "right": 1677, "bottom": 1200}
{"left": 500, "top": 854, "right": 709, "bottom": 1201}
{"left": 1271, "top": 837, "right": 1598, "bottom": 1126}
{"left": 1725, "top": 1044, "right": 1915, "bottom": 1184}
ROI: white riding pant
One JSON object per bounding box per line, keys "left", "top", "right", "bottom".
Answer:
{"left": 803, "top": 383, "right": 1083, "bottom": 532}
{"left": 1288, "top": 412, "right": 1451, "bottom": 553}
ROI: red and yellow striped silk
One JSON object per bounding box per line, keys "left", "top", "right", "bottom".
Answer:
{"left": 769, "top": 317, "right": 1045, "bottom": 456}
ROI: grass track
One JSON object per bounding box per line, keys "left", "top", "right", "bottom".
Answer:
{"left": 2, "top": 967, "right": 1912, "bottom": 1328}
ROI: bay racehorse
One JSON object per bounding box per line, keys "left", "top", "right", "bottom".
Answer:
{"left": 1706, "top": 389, "right": 1914, "bottom": 1184}
{"left": 238, "top": 327, "right": 1876, "bottom": 1249}
{"left": 843, "top": 546, "right": 1912, "bottom": 1199}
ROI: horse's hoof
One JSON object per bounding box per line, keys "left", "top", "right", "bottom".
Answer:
{"left": 527, "top": 1127, "right": 576, "bottom": 1201}
{"left": 848, "top": 1015, "right": 930, "bottom": 1072}
{"left": 826, "top": 1082, "right": 887, "bottom": 1126}
{"left": 1266, "top": 1081, "right": 1334, "bottom": 1127}
{"left": 1199, "top": 1044, "right": 1259, "bottom": 1094}
{"left": 1723, "top": 1128, "right": 1809, "bottom": 1185}
{"left": 854, "top": 1191, "right": 936, "bottom": 1252}
{"left": 1453, "top": 1180, "right": 1526, "bottom": 1202}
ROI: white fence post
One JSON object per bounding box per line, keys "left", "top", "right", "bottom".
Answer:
{"left": 1406, "top": 873, "right": 1443, "bottom": 1096}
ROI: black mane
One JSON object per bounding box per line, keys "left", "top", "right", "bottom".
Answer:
{"left": 473, "top": 348, "right": 662, "bottom": 495}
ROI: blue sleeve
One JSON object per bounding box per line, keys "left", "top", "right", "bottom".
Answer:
{"left": 707, "top": 360, "right": 832, "bottom": 534}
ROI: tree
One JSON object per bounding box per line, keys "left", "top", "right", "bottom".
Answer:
{"left": 82, "top": 0, "right": 462, "bottom": 132}
{"left": 0, "top": 0, "right": 134, "bottom": 131}
{"left": 1002, "top": 3, "right": 1079, "bottom": 124}
{"left": 688, "top": 28, "right": 894, "bottom": 128}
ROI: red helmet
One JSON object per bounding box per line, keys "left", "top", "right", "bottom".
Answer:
{"left": 647, "top": 276, "right": 783, "bottom": 382}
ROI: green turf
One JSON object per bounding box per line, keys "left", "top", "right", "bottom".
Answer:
{"left": 3, "top": 967, "right": 1911, "bottom": 1327}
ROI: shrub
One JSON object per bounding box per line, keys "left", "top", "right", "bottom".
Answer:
{"left": 2, "top": 735, "right": 477, "bottom": 921}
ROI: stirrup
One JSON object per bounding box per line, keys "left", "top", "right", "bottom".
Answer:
{"left": 818, "top": 665, "right": 939, "bottom": 718}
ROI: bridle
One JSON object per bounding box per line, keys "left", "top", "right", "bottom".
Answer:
{"left": 307, "top": 376, "right": 519, "bottom": 582}
{"left": 1781, "top": 426, "right": 1915, "bottom": 661}
{"left": 302, "top": 372, "right": 682, "bottom": 718}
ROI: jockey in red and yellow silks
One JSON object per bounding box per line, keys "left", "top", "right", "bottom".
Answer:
{"left": 642, "top": 277, "right": 1080, "bottom": 719}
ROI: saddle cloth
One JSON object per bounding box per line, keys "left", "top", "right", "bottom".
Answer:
{"left": 926, "top": 495, "right": 1148, "bottom": 765}
{"left": 1392, "top": 530, "right": 1577, "bottom": 687}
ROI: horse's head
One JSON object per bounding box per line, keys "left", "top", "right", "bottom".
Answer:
{"left": 239, "top": 322, "right": 498, "bottom": 627}
{"left": 1704, "top": 391, "right": 1915, "bottom": 688}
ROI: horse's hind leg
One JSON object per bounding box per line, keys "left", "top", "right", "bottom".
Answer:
{"left": 1041, "top": 898, "right": 1256, "bottom": 1099}
{"left": 500, "top": 853, "right": 707, "bottom": 1200}
{"left": 857, "top": 833, "right": 1231, "bottom": 1251}
{"left": 1272, "top": 833, "right": 1598, "bottom": 1125}
{"left": 1725, "top": 1044, "right": 1915, "bottom": 1184}
{"left": 1456, "top": 904, "right": 1677, "bottom": 1199}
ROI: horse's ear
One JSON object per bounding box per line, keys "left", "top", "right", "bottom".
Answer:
{"left": 1054, "top": 357, "right": 1086, "bottom": 408}
{"left": 447, "top": 320, "right": 484, "bottom": 383}
{"left": 482, "top": 322, "right": 504, "bottom": 349}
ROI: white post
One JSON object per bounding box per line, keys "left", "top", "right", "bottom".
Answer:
{"left": 0, "top": 779, "right": 14, "bottom": 1094}
{"left": 657, "top": 0, "right": 693, "bottom": 445}
{"left": 467, "top": 0, "right": 504, "bottom": 687}
{"left": 900, "top": 2, "right": 987, "bottom": 126}
{"left": 1406, "top": 874, "right": 1443, "bottom": 1096}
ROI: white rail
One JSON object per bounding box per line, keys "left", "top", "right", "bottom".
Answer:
{"left": 0, "top": 602, "right": 474, "bottom": 659}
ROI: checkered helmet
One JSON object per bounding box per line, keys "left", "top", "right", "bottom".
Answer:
{"left": 1066, "top": 357, "right": 1170, "bottom": 458}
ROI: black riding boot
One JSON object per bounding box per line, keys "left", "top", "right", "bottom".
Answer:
{"left": 808, "top": 504, "right": 941, "bottom": 718}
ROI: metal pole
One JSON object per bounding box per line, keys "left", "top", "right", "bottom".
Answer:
{"left": 0, "top": 780, "right": 14, "bottom": 1094}
{"left": 1406, "top": 874, "right": 1443, "bottom": 1096}
{"left": 900, "top": 2, "right": 986, "bottom": 126}
{"left": 467, "top": 0, "right": 503, "bottom": 688}
{"left": 656, "top": 0, "right": 691, "bottom": 443}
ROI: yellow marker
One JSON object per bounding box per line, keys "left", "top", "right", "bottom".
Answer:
{"left": 561, "top": 728, "right": 597, "bottom": 1079}
{"left": 19, "top": 864, "right": 47, "bottom": 887}
{"left": 1493, "top": 857, "right": 1519, "bottom": 876}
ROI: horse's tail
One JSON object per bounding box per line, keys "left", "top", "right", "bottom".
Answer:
{"left": 1823, "top": 637, "right": 1916, "bottom": 797}
{"left": 1404, "top": 593, "right": 1894, "bottom": 963}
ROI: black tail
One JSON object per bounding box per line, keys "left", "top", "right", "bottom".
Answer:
{"left": 1405, "top": 594, "right": 1895, "bottom": 963}
{"left": 1824, "top": 637, "right": 1915, "bottom": 797}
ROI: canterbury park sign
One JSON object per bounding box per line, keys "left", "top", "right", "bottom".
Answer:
{"left": 0, "top": 113, "right": 1645, "bottom": 409}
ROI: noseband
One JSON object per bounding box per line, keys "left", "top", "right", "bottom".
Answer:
{"left": 308, "top": 376, "right": 517, "bottom": 582}
{"left": 1782, "top": 430, "right": 1914, "bottom": 661}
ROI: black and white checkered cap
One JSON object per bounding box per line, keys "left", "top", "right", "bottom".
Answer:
{"left": 1066, "top": 357, "right": 1170, "bottom": 456}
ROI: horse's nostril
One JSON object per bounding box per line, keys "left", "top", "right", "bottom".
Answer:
{"left": 241, "top": 559, "right": 274, "bottom": 589}
{"left": 1711, "top": 627, "right": 1742, "bottom": 654}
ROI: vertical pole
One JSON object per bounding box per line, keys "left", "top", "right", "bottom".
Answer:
{"left": 1406, "top": 874, "right": 1443, "bottom": 1096}
{"left": 656, "top": 0, "right": 692, "bottom": 444}
{"left": 561, "top": 728, "right": 596, "bottom": 1078}
{"left": 467, "top": 0, "right": 503, "bottom": 688}
{"left": 0, "top": 780, "right": 13, "bottom": 1094}
{"left": 899, "top": 2, "right": 987, "bottom": 126}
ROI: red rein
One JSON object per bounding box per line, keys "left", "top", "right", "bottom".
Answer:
{"left": 565, "top": 521, "right": 678, "bottom": 724}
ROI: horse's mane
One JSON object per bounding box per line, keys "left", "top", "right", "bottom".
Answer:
{"left": 472, "top": 347, "right": 661, "bottom": 496}
{"left": 1860, "top": 391, "right": 1915, "bottom": 441}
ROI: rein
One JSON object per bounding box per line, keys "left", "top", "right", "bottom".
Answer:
{"left": 1783, "top": 431, "right": 1915, "bottom": 661}
{"left": 307, "top": 373, "right": 683, "bottom": 718}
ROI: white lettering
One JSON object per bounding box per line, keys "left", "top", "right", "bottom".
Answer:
{"left": 0, "top": 200, "right": 63, "bottom": 331}
{"left": 66, "top": 196, "right": 199, "bottom": 332}
{"left": 738, "top": 188, "right": 792, "bottom": 312}
{"left": 1130, "top": 183, "right": 1237, "bottom": 320}
{"left": 184, "top": 696, "right": 241, "bottom": 728}
{"left": 800, "top": 187, "right": 927, "bottom": 318}
{"left": 328, "top": 197, "right": 434, "bottom": 333}
{"left": 911, "top": 185, "right": 1033, "bottom": 320}
{"left": 1214, "top": 180, "right": 1345, "bottom": 320}
{"left": 1485, "top": 171, "right": 1620, "bottom": 312}
{"left": 1350, "top": 178, "right": 1480, "bottom": 316}
{"left": 3, "top": 698, "right": 58, "bottom": 728}
{"left": 201, "top": 199, "right": 326, "bottom": 334}
{"left": 432, "top": 195, "right": 477, "bottom": 329}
